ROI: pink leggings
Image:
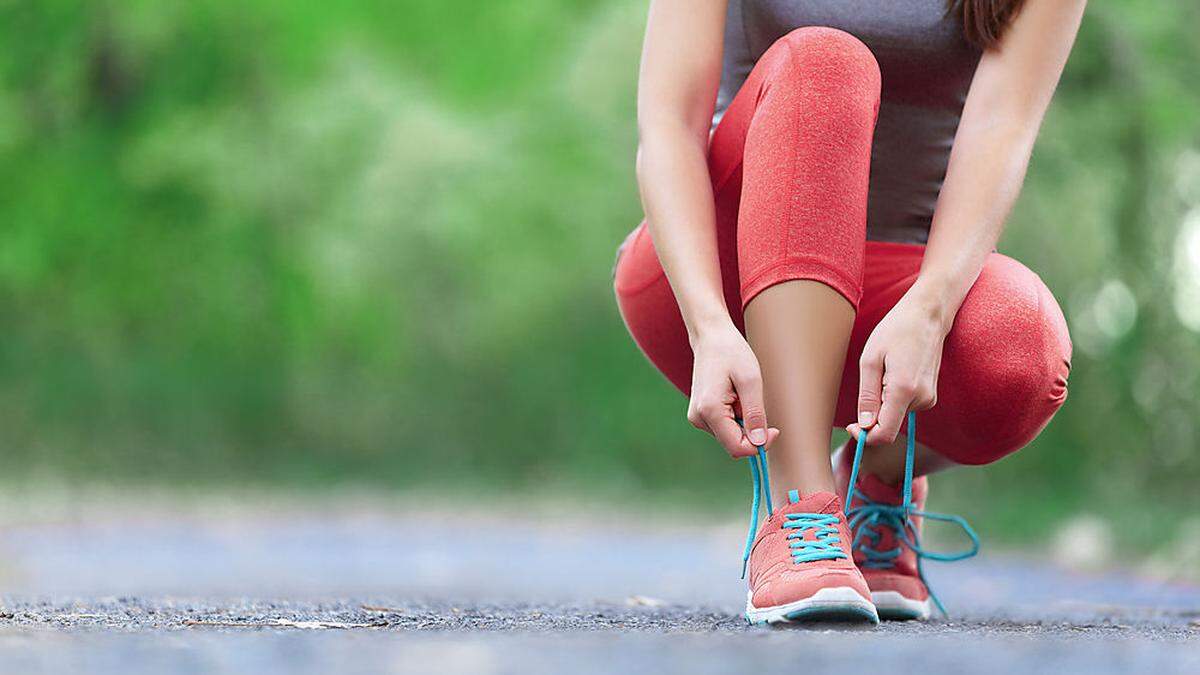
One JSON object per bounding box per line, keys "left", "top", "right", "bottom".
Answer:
{"left": 614, "top": 27, "right": 1071, "bottom": 466}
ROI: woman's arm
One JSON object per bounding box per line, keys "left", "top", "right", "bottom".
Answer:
{"left": 637, "top": 0, "right": 778, "bottom": 456}
{"left": 637, "top": 0, "right": 727, "bottom": 340}
{"left": 850, "top": 0, "right": 1088, "bottom": 444}
{"left": 915, "top": 0, "right": 1088, "bottom": 328}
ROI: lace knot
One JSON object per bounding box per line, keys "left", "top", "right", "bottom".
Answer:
{"left": 843, "top": 412, "right": 980, "bottom": 617}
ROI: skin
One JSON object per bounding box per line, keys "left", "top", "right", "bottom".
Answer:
{"left": 745, "top": 282, "right": 855, "bottom": 496}
{"left": 636, "top": 0, "right": 1087, "bottom": 499}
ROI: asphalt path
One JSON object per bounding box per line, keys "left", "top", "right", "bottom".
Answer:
{"left": 0, "top": 496, "right": 1196, "bottom": 673}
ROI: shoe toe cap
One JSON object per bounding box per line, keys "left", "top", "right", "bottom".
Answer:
{"left": 753, "top": 566, "right": 871, "bottom": 608}
{"left": 863, "top": 571, "right": 929, "bottom": 601}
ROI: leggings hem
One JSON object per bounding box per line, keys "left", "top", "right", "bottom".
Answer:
{"left": 740, "top": 255, "right": 861, "bottom": 311}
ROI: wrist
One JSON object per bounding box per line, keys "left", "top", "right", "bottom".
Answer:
{"left": 907, "top": 275, "right": 961, "bottom": 335}
{"left": 686, "top": 312, "right": 738, "bottom": 348}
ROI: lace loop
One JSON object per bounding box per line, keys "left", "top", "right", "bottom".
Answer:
{"left": 843, "top": 412, "right": 981, "bottom": 617}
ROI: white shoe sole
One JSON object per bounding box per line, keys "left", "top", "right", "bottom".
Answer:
{"left": 871, "top": 590, "right": 932, "bottom": 621}
{"left": 745, "top": 586, "right": 880, "bottom": 625}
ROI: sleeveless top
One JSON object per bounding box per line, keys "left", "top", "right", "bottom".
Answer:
{"left": 713, "top": 0, "right": 983, "bottom": 244}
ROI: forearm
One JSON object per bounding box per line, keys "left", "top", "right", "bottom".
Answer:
{"left": 636, "top": 124, "right": 732, "bottom": 343}
{"left": 914, "top": 0, "right": 1085, "bottom": 333}
{"left": 914, "top": 117, "right": 1037, "bottom": 332}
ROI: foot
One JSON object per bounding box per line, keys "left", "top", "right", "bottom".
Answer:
{"left": 833, "top": 445, "right": 932, "bottom": 620}
{"left": 744, "top": 489, "right": 879, "bottom": 625}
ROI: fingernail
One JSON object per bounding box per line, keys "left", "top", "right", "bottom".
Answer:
{"left": 858, "top": 411, "right": 874, "bottom": 426}
{"left": 748, "top": 428, "right": 766, "bottom": 446}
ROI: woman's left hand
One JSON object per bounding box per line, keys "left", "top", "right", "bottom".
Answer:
{"left": 845, "top": 283, "right": 953, "bottom": 445}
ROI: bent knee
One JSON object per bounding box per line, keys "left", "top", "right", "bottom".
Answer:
{"left": 776, "top": 26, "right": 878, "bottom": 70}
{"left": 943, "top": 256, "right": 1072, "bottom": 460}
{"left": 764, "top": 27, "right": 881, "bottom": 102}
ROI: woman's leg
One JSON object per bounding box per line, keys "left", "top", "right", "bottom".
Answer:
{"left": 745, "top": 284, "right": 855, "bottom": 496}
{"left": 737, "top": 30, "right": 880, "bottom": 500}
{"left": 615, "top": 27, "right": 881, "bottom": 503}
{"left": 830, "top": 242, "right": 1071, "bottom": 619}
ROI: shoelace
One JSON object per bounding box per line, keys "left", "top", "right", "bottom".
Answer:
{"left": 739, "top": 412, "right": 980, "bottom": 616}
{"left": 738, "top": 440, "right": 849, "bottom": 579}
{"left": 843, "top": 411, "right": 981, "bottom": 617}
{"left": 740, "top": 443, "right": 773, "bottom": 579}
{"left": 784, "top": 511, "right": 847, "bottom": 564}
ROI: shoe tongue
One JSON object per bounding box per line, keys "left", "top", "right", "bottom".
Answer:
{"left": 781, "top": 489, "right": 840, "bottom": 515}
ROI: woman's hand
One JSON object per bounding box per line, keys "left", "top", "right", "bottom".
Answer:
{"left": 854, "top": 0, "right": 1089, "bottom": 446}
{"left": 845, "top": 283, "right": 952, "bottom": 445}
{"left": 687, "top": 322, "right": 781, "bottom": 458}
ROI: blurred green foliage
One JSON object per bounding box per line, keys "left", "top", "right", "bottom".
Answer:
{"left": 0, "top": 1, "right": 1197, "bottom": 543}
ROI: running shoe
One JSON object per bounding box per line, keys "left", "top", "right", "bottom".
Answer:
{"left": 740, "top": 449, "right": 878, "bottom": 625}
{"left": 834, "top": 412, "right": 979, "bottom": 620}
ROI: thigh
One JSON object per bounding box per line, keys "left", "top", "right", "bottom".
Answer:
{"left": 834, "top": 244, "right": 1072, "bottom": 465}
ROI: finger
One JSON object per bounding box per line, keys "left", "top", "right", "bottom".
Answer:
{"left": 857, "top": 351, "right": 884, "bottom": 431}
{"left": 765, "top": 427, "right": 781, "bottom": 448}
{"left": 750, "top": 426, "right": 782, "bottom": 451}
{"left": 686, "top": 402, "right": 707, "bottom": 432}
{"left": 709, "top": 412, "right": 757, "bottom": 458}
{"left": 730, "top": 369, "right": 768, "bottom": 447}
{"left": 912, "top": 388, "right": 937, "bottom": 411}
{"left": 867, "top": 382, "right": 911, "bottom": 445}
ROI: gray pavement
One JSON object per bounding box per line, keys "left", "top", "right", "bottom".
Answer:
{"left": 0, "top": 495, "right": 1197, "bottom": 673}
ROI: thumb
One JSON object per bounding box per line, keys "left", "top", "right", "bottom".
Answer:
{"left": 732, "top": 370, "right": 769, "bottom": 447}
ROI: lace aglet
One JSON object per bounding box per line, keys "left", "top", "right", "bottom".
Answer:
{"left": 741, "top": 558, "right": 748, "bottom": 580}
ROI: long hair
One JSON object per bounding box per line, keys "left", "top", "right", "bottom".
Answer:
{"left": 948, "top": 0, "right": 1028, "bottom": 49}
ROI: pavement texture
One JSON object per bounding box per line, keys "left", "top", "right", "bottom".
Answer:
{"left": 0, "top": 494, "right": 1197, "bottom": 674}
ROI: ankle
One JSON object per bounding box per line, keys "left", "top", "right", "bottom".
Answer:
{"left": 861, "top": 464, "right": 904, "bottom": 487}
{"left": 835, "top": 440, "right": 901, "bottom": 487}
{"left": 772, "top": 479, "right": 836, "bottom": 507}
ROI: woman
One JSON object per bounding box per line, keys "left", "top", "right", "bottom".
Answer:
{"left": 613, "top": 0, "right": 1085, "bottom": 624}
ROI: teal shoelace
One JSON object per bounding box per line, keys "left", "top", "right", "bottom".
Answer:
{"left": 741, "top": 445, "right": 773, "bottom": 579}
{"left": 784, "top": 509, "right": 847, "bottom": 564}
{"left": 739, "top": 412, "right": 981, "bottom": 616}
{"left": 740, "top": 451, "right": 848, "bottom": 578}
{"left": 843, "top": 411, "right": 981, "bottom": 617}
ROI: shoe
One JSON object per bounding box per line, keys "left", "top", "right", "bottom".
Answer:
{"left": 743, "top": 484, "right": 878, "bottom": 625}
{"left": 833, "top": 412, "right": 980, "bottom": 620}
{"left": 834, "top": 447, "right": 933, "bottom": 619}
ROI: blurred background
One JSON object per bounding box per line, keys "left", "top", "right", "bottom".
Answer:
{"left": 0, "top": 0, "right": 1197, "bottom": 574}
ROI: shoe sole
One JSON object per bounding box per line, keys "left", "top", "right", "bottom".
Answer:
{"left": 745, "top": 586, "right": 880, "bottom": 625}
{"left": 871, "top": 591, "right": 931, "bottom": 621}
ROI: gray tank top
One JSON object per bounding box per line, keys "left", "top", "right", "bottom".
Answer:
{"left": 714, "top": 1, "right": 982, "bottom": 244}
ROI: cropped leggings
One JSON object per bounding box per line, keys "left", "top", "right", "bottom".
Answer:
{"left": 613, "top": 27, "right": 1072, "bottom": 466}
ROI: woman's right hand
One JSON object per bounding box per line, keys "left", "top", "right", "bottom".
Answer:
{"left": 686, "top": 323, "right": 780, "bottom": 458}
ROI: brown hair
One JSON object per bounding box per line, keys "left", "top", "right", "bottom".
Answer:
{"left": 947, "top": 0, "right": 1027, "bottom": 49}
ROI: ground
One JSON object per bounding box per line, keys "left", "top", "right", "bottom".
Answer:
{"left": 0, "top": 492, "right": 1196, "bottom": 673}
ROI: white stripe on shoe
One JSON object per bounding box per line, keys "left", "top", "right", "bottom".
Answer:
{"left": 745, "top": 586, "right": 880, "bottom": 625}
{"left": 871, "top": 590, "right": 932, "bottom": 621}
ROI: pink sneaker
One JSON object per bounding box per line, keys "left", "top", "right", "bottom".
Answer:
{"left": 744, "top": 488, "right": 878, "bottom": 625}
{"left": 833, "top": 447, "right": 933, "bottom": 620}
{"left": 832, "top": 413, "right": 979, "bottom": 620}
